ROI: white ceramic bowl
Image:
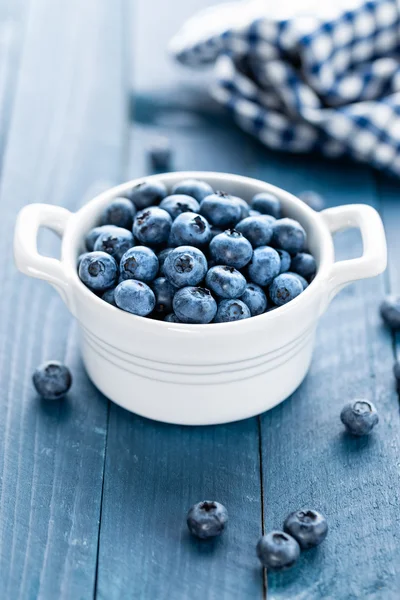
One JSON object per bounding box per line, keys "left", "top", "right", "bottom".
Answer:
{"left": 14, "top": 172, "right": 387, "bottom": 425}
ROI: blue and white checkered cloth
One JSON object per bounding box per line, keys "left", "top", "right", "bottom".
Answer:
{"left": 170, "top": 0, "right": 400, "bottom": 176}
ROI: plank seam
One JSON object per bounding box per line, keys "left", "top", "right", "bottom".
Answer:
{"left": 257, "top": 416, "right": 267, "bottom": 600}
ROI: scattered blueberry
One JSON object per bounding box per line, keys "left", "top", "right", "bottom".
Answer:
{"left": 114, "top": 280, "right": 156, "bottom": 316}
{"left": 164, "top": 246, "right": 207, "bottom": 288}
{"left": 269, "top": 273, "right": 303, "bottom": 306}
{"left": 79, "top": 251, "right": 118, "bottom": 291}
{"left": 251, "top": 192, "right": 282, "bottom": 218}
{"left": 240, "top": 283, "right": 267, "bottom": 316}
{"left": 272, "top": 218, "right": 306, "bottom": 255}
{"left": 380, "top": 296, "right": 400, "bottom": 330}
{"left": 160, "top": 194, "right": 200, "bottom": 219}
{"left": 173, "top": 287, "right": 217, "bottom": 324}
{"left": 200, "top": 191, "right": 242, "bottom": 228}
{"left": 85, "top": 225, "right": 120, "bottom": 251}
{"left": 284, "top": 509, "right": 328, "bottom": 550}
{"left": 299, "top": 190, "right": 325, "bottom": 211}
{"left": 157, "top": 247, "right": 174, "bottom": 275}
{"left": 276, "top": 249, "right": 291, "bottom": 273}
{"left": 291, "top": 252, "right": 316, "bottom": 280}
{"left": 119, "top": 246, "right": 159, "bottom": 282}
{"left": 170, "top": 212, "right": 212, "bottom": 248}
{"left": 171, "top": 178, "right": 213, "bottom": 202}
{"left": 33, "top": 361, "right": 72, "bottom": 400}
{"left": 205, "top": 266, "right": 247, "bottom": 299}
{"left": 187, "top": 501, "right": 228, "bottom": 539}
{"left": 248, "top": 246, "right": 280, "bottom": 286}
{"left": 128, "top": 180, "right": 167, "bottom": 209}
{"left": 214, "top": 299, "right": 251, "bottom": 323}
{"left": 133, "top": 207, "right": 172, "bottom": 246}
{"left": 151, "top": 276, "right": 175, "bottom": 315}
{"left": 256, "top": 532, "right": 300, "bottom": 570}
{"left": 209, "top": 230, "right": 253, "bottom": 269}
{"left": 102, "top": 288, "right": 117, "bottom": 306}
{"left": 94, "top": 227, "right": 134, "bottom": 262}
{"left": 147, "top": 137, "right": 172, "bottom": 171}
{"left": 164, "top": 313, "right": 181, "bottom": 323}
{"left": 100, "top": 197, "right": 136, "bottom": 229}
{"left": 340, "top": 400, "right": 379, "bottom": 436}
{"left": 286, "top": 272, "right": 309, "bottom": 290}
{"left": 235, "top": 215, "right": 273, "bottom": 248}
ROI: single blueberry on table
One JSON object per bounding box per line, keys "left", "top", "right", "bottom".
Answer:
{"left": 187, "top": 501, "right": 228, "bottom": 539}
{"left": 164, "top": 246, "right": 207, "bottom": 288}
{"left": 291, "top": 252, "right": 316, "bottom": 280}
{"left": 205, "top": 265, "right": 247, "bottom": 299}
{"left": 119, "top": 246, "right": 159, "bottom": 282}
{"left": 380, "top": 296, "right": 400, "bottom": 330}
{"left": 164, "top": 312, "right": 181, "bottom": 323}
{"left": 159, "top": 194, "right": 200, "bottom": 219}
{"left": 100, "top": 197, "right": 136, "bottom": 229}
{"left": 79, "top": 251, "right": 118, "bottom": 291}
{"left": 151, "top": 276, "right": 175, "bottom": 315}
{"left": 272, "top": 218, "right": 306, "bottom": 255}
{"left": 33, "top": 361, "right": 72, "bottom": 400}
{"left": 284, "top": 509, "right": 328, "bottom": 550}
{"left": 269, "top": 273, "right": 303, "bottom": 306}
{"left": 240, "top": 283, "right": 267, "bottom": 316}
{"left": 276, "top": 249, "right": 291, "bottom": 273}
{"left": 147, "top": 137, "right": 172, "bottom": 172}
{"left": 169, "top": 212, "right": 212, "bottom": 248}
{"left": 114, "top": 280, "right": 156, "bottom": 316}
{"left": 214, "top": 299, "right": 251, "bottom": 323}
{"left": 94, "top": 227, "right": 134, "bottom": 262}
{"left": 157, "top": 247, "right": 174, "bottom": 275}
{"left": 133, "top": 207, "right": 172, "bottom": 246}
{"left": 286, "top": 271, "right": 309, "bottom": 290}
{"left": 247, "top": 246, "right": 280, "bottom": 287}
{"left": 171, "top": 178, "right": 213, "bottom": 202}
{"left": 235, "top": 215, "right": 273, "bottom": 248}
{"left": 256, "top": 531, "right": 300, "bottom": 570}
{"left": 340, "top": 400, "right": 379, "bottom": 436}
{"left": 102, "top": 288, "right": 117, "bottom": 306}
{"left": 173, "top": 286, "right": 217, "bottom": 324}
{"left": 209, "top": 229, "right": 253, "bottom": 269}
{"left": 128, "top": 180, "right": 167, "bottom": 209}
{"left": 200, "top": 191, "right": 242, "bottom": 228}
{"left": 299, "top": 190, "right": 325, "bottom": 211}
{"left": 251, "top": 192, "right": 282, "bottom": 218}
{"left": 85, "top": 225, "right": 120, "bottom": 251}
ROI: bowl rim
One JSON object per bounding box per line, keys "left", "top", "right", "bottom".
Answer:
{"left": 64, "top": 171, "right": 334, "bottom": 332}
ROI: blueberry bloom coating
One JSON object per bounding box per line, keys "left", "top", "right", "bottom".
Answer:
{"left": 77, "top": 252, "right": 90, "bottom": 269}
{"left": 272, "top": 218, "right": 306, "bottom": 255}
{"left": 133, "top": 207, "right": 172, "bottom": 246}
{"left": 102, "top": 288, "right": 117, "bottom": 306}
{"left": 79, "top": 251, "right": 118, "bottom": 291}
{"left": 380, "top": 296, "right": 400, "bottom": 329}
{"left": 200, "top": 191, "right": 242, "bottom": 228}
{"left": 209, "top": 229, "right": 253, "bottom": 269}
{"left": 169, "top": 212, "right": 212, "bottom": 248}
{"left": 205, "top": 266, "right": 247, "bottom": 299}
{"left": 157, "top": 247, "right": 174, "bottom": 275}
{"left": 171, "top": 178, "right": 213, "bottom": 202}
{"left": 214, "top": 299, "right": 251, "bottom": 323}
{"left": 234, "top": 197, "right": 250, "bottom": 220}
{"left": 164, "top": 246, "right": 207, "bottom": 288}
{"left": 299, "top": 190, "right": 325, "bottom": 211}
{"left": 247, "top": 246, "right": 280, "bottom": 286}
{"left": 286, "top": 272, "right": 309, "bottom": 290}
{"left": 187, "top": 501, "right": 228, "bottom": 539}
{"left": 284, "top": 509, "right": 328, "bottom": 550}
{"left": 85, "top": 225, "right": 120, "bottom": 251}
{"left": 128, "top": 180, "right": 167, "bottom": 209}
{"left": 151, "top": 277, "right": 175, "bottom": 316}
{"left": 269, "top": 273, "right": 303, "bottom": 306}
{"left": 240, "top": 283, "right": 267, "bottom": 316}
{"left": 256, "top": 532, "right": 300, "bottom": 570}
{"left": 251, "top": 192, "right": 282, "bottom": 218}
{"left": 235, "top": 215, "right": 274, "bottom": 248}
{"left": 33, "top": 361, "right": 72, "bottom": 400}
{"left": 94, "top": 227, "right": 134, "bottom": 262}
{"left": 291, "top": 252, "right": 316, "bottom": 280}
{"left": 119, "top": 246, "right": 159, "bottom": 282}
{"left": 159, "top": 194, "right": 200, "bottom": 219}
{"left": 340, "top": 400, "right": 379, "bottom": 436}
{"left": 100, "top": 197, "right": 136, "bottom": 229}
{"left": 173, "top": 287, "right": 217, "bottom": 324}
{"left": 115, "top": 280, "right": 156, "bottom": 316}
{"left": 276, "top": 249, "right": 291, "bottom": 273}
{"left": 249, "top": 209, "right": 261, "bottom": 217}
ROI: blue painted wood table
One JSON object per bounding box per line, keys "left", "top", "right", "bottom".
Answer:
{"left": 1, "top": 1, "right": 400, "bottom": 598}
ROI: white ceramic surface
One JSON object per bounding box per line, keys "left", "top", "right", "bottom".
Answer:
{"left": 14, "top": 172, "right": 387, "bottom": 425}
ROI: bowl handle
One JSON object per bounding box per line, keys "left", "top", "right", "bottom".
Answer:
{"left": 14, "top": 203, "right": 73, "bottom": 306}
{"left": 321, "top": 204, "right": 387, "bottom": 305}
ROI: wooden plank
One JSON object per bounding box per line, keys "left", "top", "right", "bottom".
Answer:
{"left": 0, "top": 1, "right": 127, "bottom": 597}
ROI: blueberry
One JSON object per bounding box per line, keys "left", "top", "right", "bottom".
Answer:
{"left": 164, "top": 313, "right": 181, "bottom": 323}
{"left": 133, "top": 207, "right": 172, "bottom": 246}
{"left": 164, "top": 246, "right": 207, "bottom": 288}
{"left": 128, "top": 180, "right": 167, "bottom": 209}
{"left": 269, "top": 273, "right": 303, "bottom": 306}
{"left": 272, "top": 218, "right": 306, "bottom": 255}
{"left": 94, "top": 227, "right": 134, "bottom": 262}
{"left": 102, "top": 288, "right": 117, "bottom": 306}
{"left": 249, "top": 209, "right": 261, "bottom": 217}
{"left": 248, "top": 246, "right": 280, "bottom": 286}
{"left": 380, "top": 296, "right": 400, "bottom": 329}
{"left": 151, "top": 276, "right": 175, "bottom": 315}
{"left": 77, "top": 252, "right": 90, "bottom": 268}
{"left": 200, "top": 192, "right": 242, "bottom": 228}
{"left": 340, "top": 400, "right": 379, "bottom": 436}
{"left": 119, "top": 246, "right": 159, "bottom": 282}
{"left": 100, "top": 197, "right": 136, "bottom": 229}
{"left": 235, "top": 197, "right": 250, "bottom": 220}
{"left": 286, "top": 272, "right": 309, "bottom": 290}
{"left": 171, "top": 178, "right": 213, "bottom": 202}
{"left": 291, "top": 252, "right": 316, "bottom": 280}
{"left": 147, "top": 137, "right": 172, "bottom": 171}
{"left": 240, "top": 283, "right": 267, "bottom": 316}
{"left": 256, "top": 532, "right": 300, "bottom": 570}
{"left": 205, "top": 266, "right": 247, "bottom": 299}
{"left": 159, "top": 194, "right": 200, "bottom": 219}
{"left": 157, "top": 247, "right": 174, "bottom": 275}
{"left": 114, "top": 280, "right": 156, "bottom": 316}
{"left": 79, "top": 251, "right": 118, "bottom": 291}
{"left": 85, "top": 225, "right": 120, "bottom": 251}
{"left": 251, "top": 192, "right": 282, "bottom": 218}
{"left": 214, "top": 299, "right": 251, "bottom": 323}
{"left": 169, "top": 212, "right": 212, "bottom": 248}
{"left": 173, "top": 287, "right": 217, "bottom": 324}
{"left": 187, "top": 501, "right": 228, "bottom": 539}
{"left": 276, "top": 249, "right": 291, "bottom": 273}
{"left": 299, "top": 190, "right": 325, "bottom": 211}
{"left": 33, "top": 361, "right": 72, "bottom": 400}
{"left": 235, "top": 215, "right": 273, "bottom": 248}
{"left": 209, "top": 229, "right": 253, "bottom": 269}
{"left": 284, "top": 509, "right": 328, "bottom": 550}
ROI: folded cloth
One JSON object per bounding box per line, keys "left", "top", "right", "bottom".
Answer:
{"left": 170, "top": 0, "right": 400, "bottom": 176}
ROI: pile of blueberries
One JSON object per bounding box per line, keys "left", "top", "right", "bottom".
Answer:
{"left": 78, "top": 178, "right": 316, "bottom": 324}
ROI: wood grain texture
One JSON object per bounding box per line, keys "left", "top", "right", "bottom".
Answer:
{"left": 0, "top": 0, "right": 126, "bottom": 597}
